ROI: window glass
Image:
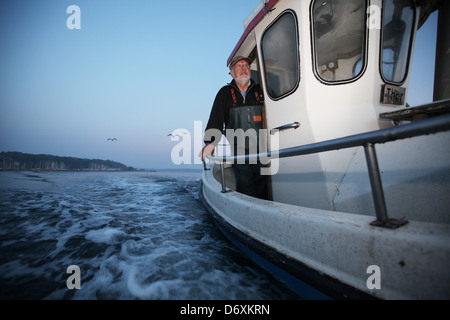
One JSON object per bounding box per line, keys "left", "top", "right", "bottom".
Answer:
{"left": 381, "top": 0, "right": 414, "bottom": 83}
{"left": 381, "top": 48, "right": 395, "bottom": 80}
{"left": 261, "top": 11, "right": 299, "bottom": 99}
{"left": 248, "top": 47, "right": 261, "bottom": 85}
{"left": 312, "top": 0, "right": 367, "bottom": 82}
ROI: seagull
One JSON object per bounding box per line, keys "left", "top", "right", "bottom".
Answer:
{"left": 107, "top": 138, "right": 118, "bottom": 141}
{"left": 167, "top": 131, "right": 188, "bottom": 138}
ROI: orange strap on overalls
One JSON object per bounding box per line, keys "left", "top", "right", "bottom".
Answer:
{"left": 231, "top": 88, "right": 237, "bottom": 107}
{"left": 230, "top": 87, "right": 261, "bottom": 107}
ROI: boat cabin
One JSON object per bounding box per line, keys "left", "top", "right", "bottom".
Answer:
{"left": 216, "top": 0, "right": 449, "bottom": 222}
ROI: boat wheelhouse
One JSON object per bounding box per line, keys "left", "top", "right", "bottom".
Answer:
{"left": 201, "top": 0, "right": 450, "bottom": 299}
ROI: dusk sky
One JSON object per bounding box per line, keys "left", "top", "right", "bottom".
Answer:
{"left": 0, "top": 1, "right": 439, "bottom": 169}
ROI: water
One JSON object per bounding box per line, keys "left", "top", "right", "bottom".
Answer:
{"left": 0, "top": 171, "right": 298, "bottom": 300}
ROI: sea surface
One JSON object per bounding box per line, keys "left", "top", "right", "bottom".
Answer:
{"left": 0, "top": 170, "right": 298, "bottom": 300}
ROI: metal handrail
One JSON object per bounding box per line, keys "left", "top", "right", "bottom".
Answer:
{"left": 207, "top": 113, "right": 450, "bottom": 228}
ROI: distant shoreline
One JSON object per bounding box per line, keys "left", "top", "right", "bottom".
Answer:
{"left": 0, "top": 168, "right": 203, "bottom": 173}
{"left": 0, "top": 151, "right": 135, "bottom": 171}
{"left": 0, "top": 169, "right": 148, "bottom": 173}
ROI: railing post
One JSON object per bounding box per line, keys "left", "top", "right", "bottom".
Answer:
{"left": 364, "top": 143, "right": 388, "bottom": 223}
{"left": 220, "top": 163, "right": 227, "bottom": 193}
{"left": 202, "top": 160, "right": 209, "bottom": 171}
{"left": 364, "top": 143, "right": 407, "bottom": 228}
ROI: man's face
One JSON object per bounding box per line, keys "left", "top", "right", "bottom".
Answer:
{"left": 231, "top": 60, "right": 251, "bottom": 84}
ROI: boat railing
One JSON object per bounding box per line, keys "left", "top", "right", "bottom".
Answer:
{"left": 206, "top": 108, "right": 450, "bottom": 229}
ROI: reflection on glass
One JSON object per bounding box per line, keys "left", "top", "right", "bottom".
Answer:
{"left": 312, "top": 0, "right": 366, "bottom": 82}
{"left": 381, "top": 0, "right": 414, "bottom": 83}
{"left": 261, "top": 12, "right": 299, "bottom": 99}
{"left": 381, "top": 48, "right": 395, "bottom": 80}
{"left": 353, "top": 58, "right": 362, "bottom": 77}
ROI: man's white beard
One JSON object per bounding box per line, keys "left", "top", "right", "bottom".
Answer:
{"left": 235, "top": 75, "right": 251, "bottom": 85}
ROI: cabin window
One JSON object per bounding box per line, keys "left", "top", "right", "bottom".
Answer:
{"left": 248, "top": 47, "right": 261, "bottom": 85}
{"left": 312, "top": 0, "right": 367, "bottom": 83}
{"left": 261, "top": 11, "right": 300, "bottom": 100}
{"left": 380, "top": 0, "right": 415, "bottom": 84}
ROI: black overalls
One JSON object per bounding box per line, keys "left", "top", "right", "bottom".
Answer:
{"left": 227, "top": 87, "right": 268, "bottom": 200}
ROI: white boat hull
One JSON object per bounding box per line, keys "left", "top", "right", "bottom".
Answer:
{"left": 201, "top": 166, "right": 450, "bottom": 300}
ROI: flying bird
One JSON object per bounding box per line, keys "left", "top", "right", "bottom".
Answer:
{"left": 107, "top": 138, "right": 117, "bottom": 141}
{"left": 167, "top": 131, "right": 188, "bottom": 138}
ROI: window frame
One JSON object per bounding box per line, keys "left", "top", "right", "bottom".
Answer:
{"left": 260, "top": 10, "right": 301, "bottom": 101}
{"left": 379, "top": 0, "right": 416, "bottom": 86}
{"left": 310, "top": 0, "right": 369, "bottom": 85}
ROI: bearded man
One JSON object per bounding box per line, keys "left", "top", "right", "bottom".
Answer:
{"left": 200, "top": 56, "right": 267, "bottom": 200}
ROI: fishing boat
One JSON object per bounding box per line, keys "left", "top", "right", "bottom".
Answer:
{"left": 200, "top": 0, "right": 450, "bottom": 299}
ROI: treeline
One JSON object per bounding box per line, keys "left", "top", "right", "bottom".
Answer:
{"left": 0, "top": 151, "right": 135, "bottom": 171}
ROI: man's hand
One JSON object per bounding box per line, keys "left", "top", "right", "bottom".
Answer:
{"left": 199, "top": 144, "right": 215, "bottom": 161}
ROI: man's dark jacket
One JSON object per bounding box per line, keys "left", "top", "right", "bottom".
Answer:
{"left": 204, "top": 79, "right": 264, "bottom": 145}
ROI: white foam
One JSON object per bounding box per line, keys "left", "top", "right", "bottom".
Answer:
{"left": 85, "top": 228, "right": 126, "bottom": 244}
{"left": 127, "top": 267, "right": 185, "bottom": 299}
{"left": 0, "top": 171, "right": 297, "bottom": 300}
